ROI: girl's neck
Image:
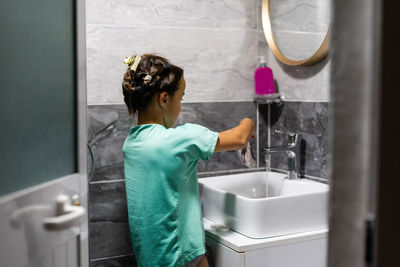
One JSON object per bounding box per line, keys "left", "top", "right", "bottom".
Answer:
{"left": 137, "top": 113, "right": 165, "bottom": 126}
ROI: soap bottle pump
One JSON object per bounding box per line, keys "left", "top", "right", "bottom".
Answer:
{"left": 254, "top": 56, "right": 276, "bottom": 96}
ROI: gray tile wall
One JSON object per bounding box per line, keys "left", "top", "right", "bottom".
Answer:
{"left": 87, "top": 102, "right": 259, "bottom": 183}
{"left": 87, "top": 100, "right": 329, "bottom": 264}
{"left": 259, "top": 102, "right": 329, "bottom": 179}
{"left": 87, "top": 101, "right": 261, "bottom": 264}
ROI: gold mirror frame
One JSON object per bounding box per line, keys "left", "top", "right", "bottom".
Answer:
{"left": 262, "top": 0, "right": 331, "bottom": 66}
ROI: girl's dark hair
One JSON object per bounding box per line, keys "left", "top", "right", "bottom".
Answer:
{"left": 122, "top": 53, "right": 184, "bottom": 117}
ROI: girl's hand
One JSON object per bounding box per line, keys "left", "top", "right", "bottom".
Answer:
{"left": 240, "top": 118, "right": 256, "bottom": 138}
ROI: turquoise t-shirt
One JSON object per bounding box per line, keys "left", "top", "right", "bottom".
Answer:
{"left": 123, "top": 123, "right": 219, "bottom": 267}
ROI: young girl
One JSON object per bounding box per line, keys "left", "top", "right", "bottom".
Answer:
{"left": 122, "top": 54, "right": 255, "bottom": 267}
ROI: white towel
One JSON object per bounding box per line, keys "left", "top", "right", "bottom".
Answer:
{"left": 238, "top": 142, "right": 256, "bottom": 168}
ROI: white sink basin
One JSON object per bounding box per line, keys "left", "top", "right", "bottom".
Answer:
{"left": 199, "top": 171, "right": 329, "bottom": 239}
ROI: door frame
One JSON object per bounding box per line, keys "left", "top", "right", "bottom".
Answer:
{"left": 327, "top": 0, "right": 380, "bottom": 266}
{"left": 76, "top": 0, "right": 89, "bottom": 265}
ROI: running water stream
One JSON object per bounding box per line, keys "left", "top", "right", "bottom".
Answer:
{"left": 265, "top": 156, "right": 270, "bottom": 198}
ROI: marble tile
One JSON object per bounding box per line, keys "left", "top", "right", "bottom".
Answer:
{"left": 87, "top": 101, "right": 329, "bottom": 261}
{"left": 89, "top": 181, "right": 128, "bottom": 222}
{"left": 85, "top": 0, "right": 331, "bottom": 104}
{"left": 175, "top": 101, "right": 258, "bottom": 172}
{"left": 266, "top": 48, "right": 331, "bottom": 102}
{"left": 90, "top": 254, "right": 136, "bottom": 267}
{"left": 89, "top": 221, "right": 133, "bottom": 259}
{"left": 88, "top": 102, "right": 258, "bottom": 182}
{"left": 86, "top": 25, "right": 259, "bottom": 104}
{"left": 86, "top": 0, "right": 258, "bottom": 30}
{"left": 87, "top": 102, "right": 258, "bottom": 260}
{"left": 259, "top": 102, "right": 329, "bottom": 179}
{"left": 256, "top": 0, "right": 263, "bottom": 31}
{"left": 87, "top": 105, "right": 133, "bottom": 182}
{"left": 256, "top": 30, "right": 270, "bottom": 64}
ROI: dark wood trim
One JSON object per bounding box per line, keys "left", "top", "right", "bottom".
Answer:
{"left": 374, "top": 1, "right": 400, "bottom": 267}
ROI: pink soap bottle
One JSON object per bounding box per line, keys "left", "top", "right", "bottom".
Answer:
{"left": 254, "top": 56, "right": 276, "bottom": 95}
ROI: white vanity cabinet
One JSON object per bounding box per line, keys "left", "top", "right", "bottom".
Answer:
{"left": 205, "top": 236, "right": 245, "bottom": 267}
{"left": 204, "top": 218, "right": 328, "bottom": 267}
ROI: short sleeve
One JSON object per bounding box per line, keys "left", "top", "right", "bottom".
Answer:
{"left": 173, "top": 123, "right": 219, "bottom": 161}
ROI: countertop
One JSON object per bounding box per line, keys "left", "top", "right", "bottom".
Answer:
{"left": 203, "top": 217, "right": 328, "bottom": 253}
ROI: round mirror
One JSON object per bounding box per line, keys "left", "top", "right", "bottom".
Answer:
{"left": 262, "top": 0, "right": 331, "bottom": 66}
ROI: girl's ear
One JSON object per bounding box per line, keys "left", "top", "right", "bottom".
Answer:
{"left": 159, "top": 92, "right": 169, "bottom": 109}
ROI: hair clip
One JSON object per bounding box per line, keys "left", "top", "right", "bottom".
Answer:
{"left": 123, "top": 55, "right": 142, "bottom": 71}
{"left": 123, "top": 56, "right": 134, "bottom": 65}
{"left": 131, "top": 56, "right": 141, "bottom": 71}
{"left": 143, "top": 74, "right": 152, "bottom": 84}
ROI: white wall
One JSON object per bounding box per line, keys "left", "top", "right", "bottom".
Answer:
{"left": 86, "top": 0, "right": 265, "bottom": 104}
{"left": 86, "top": 0, "right": 330, "bottom": 104}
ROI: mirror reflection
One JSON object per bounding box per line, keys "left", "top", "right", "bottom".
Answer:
{"left": 267, "top": 0, "right": 331, "bottom": 63}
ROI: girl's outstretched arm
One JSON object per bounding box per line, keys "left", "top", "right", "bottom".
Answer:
{"left": 214, "top": 118, "right": 255, "bottom": 152}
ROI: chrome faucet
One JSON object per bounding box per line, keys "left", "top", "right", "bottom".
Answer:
{"left": 263, "top": 132, "right": 299, "bottom": 180}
